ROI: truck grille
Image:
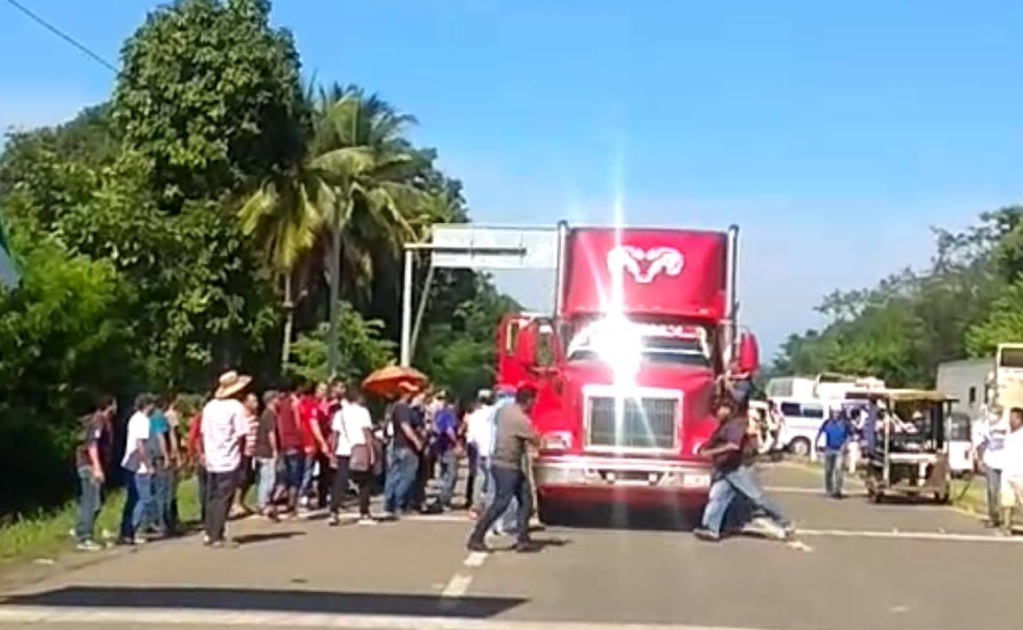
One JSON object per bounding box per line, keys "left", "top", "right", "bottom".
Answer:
{"left": 585, "top": 395, "right": 679, "bottom": 451}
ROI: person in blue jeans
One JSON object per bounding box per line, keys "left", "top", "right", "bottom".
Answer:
{"left": 431, "top": 401, "right": 460, "bottom": 510}
{"left": 467, "top": 384, "right": 540, "bottom": 552}
{"left": 119, "top": 394, "right": 157, "bottom": 545}
{"left": 695, "top": 400, "right": 794, "bottom": 542}
{"left": 817, "top": 408, "right": 853, "bottom": 498}
{"left": 148, "top": 401, "right": 174, "bottom": 534}
{"left": 383, "top": 383, "right": 424, "bottom": 518}
{"left": 74, "top": 395, "right": 116, "bottom": 551}
{"left": 489, "top": 390, "right": 520, "bottom": 534}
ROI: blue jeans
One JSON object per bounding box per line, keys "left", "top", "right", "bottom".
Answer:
{"left": 468, "top": 465, "right": 532, "bottom": 545}
{"left": 701, "top": 465, "right": 791, "bottom": 535}
{"left": 75, "top": 466, "right": 103, "bottom": 543}
{"left": 300, "top": 453, "right": 316, "bottom": 498}
{"left": 152, "top": 463, "right": 173, "bottom": 532}
{"left": 823, "top": 450, "right": 845, "bottom": 496}
{"left": 986, "top": 466, "right": 1002, "bottom": 522}
{"left": 256, "top": 457, "right": 277, "bottom": 511}
{"left": 120, "top": 471, "right": 156, "bottom": 540}
{"left": 383, "top": 445, "right": 419, "bottom": 513}
{"left": 437, "top": 450, "right": 458, "bottom": 507}
{"left": 281, "top": 451, "right": 304, "bottom": 490}
{"left": 471, "top": 456, "right": 517, "bottom": 531}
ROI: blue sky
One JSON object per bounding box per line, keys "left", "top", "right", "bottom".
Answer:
{"left": 2, "top": 0, "right": 1022, "bottom": 355}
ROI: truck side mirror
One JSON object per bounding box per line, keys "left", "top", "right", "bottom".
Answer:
{"left": 515, "top": 324, "right": 538, "bottom": 367}
{"left": 737, "top": 330, "right": 760, "bottom": 374}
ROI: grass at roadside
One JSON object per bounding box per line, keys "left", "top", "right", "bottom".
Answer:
{"left": 0, "top": 474, "right": 202, "bottom": 568}
{"left": 950, "top": 477, "right": 986, "bottom": 514}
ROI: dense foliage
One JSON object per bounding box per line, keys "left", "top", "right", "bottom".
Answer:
{"left": 771, "top": 207, "right": 1023, "bottom": 387}
{"left": 0, "top": 0, "right": 518, "bottom": 515}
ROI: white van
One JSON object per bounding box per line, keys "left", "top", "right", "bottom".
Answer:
{"left": 772, "top": 397, "right": 826, "bottom": 457}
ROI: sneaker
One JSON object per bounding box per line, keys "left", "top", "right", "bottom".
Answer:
{"left": 327, "top": 514, "right": 340, "bottom": 527}
{"left": 76, "top": 540, "right": 103, "bottom": 552}
{"left": 513, "top": 539, "right": 541, "bottom": 553}
{"left": 466, "top": 540, "right": 489, "bottom": 553}
{"left": 693, "top": 528, "right": 721, "bottom": 542}
{"left": 358, "top": 517, "right": 376, "bottom": 526}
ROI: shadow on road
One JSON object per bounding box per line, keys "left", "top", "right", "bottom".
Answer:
{"left": 1, "top": 586, "right": 527, "bottom": 618}
{"left": 543, "top": 496, "right": 768, "bottom": 533}
{"left": 232, "top": 530, "right": 305, "bottom": 545}
{"left": 543, "top": 505, "right": 701, "bottom": 532}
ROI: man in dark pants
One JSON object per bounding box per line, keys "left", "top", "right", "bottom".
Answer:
{"left": 200, "top": 371, "right": 253, "bottom": 547}
{"left": 466, "top": 384, "right": 540, "bottom": 553}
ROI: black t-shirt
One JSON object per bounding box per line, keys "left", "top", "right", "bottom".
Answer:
{"left": 707, "top": 417, "right": 747, "bottom": 473}
{"left": 390, "top": 401, "right": 415, "bottom": 450}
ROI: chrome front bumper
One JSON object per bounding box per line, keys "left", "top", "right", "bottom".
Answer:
{"left": 533, "top": 455, "right": 713, "bottom": 492}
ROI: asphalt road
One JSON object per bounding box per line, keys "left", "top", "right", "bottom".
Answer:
{"left": 0, "top": 461, "right": 1018, "bottom": 630}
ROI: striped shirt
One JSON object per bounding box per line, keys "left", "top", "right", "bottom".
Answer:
{"left": 244, "top": 411, "right": 258, "bottom": 457}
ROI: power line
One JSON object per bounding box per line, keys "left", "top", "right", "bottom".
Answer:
{"left": 3, "top": 0, "right": 117, "bottom": 73}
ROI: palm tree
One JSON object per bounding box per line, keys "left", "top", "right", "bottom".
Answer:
{"left": 239, "top": 83, "right": 432, "bottom": 374}
{"left": 313, "top": 85, "right": 431, "bottom": 375}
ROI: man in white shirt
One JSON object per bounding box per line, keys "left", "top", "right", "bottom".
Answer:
{"left": 978, "top": 405, "right": 1009, "bottom": 528}
{"left": 997, "top": 407, "right": 1023, "bottom": 535}
{"left": 329, "top": 387, "right": 377, "bottom": 524}
{"left": 465, "top": 390, "right": 495, "bottom": 517}
{"left": 119, "top": 393, "right": 156, "bottom": 544}
{"left": 201, "top": 370, "right": 252, "bottom": 547}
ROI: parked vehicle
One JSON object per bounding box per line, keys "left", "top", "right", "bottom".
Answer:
{"left": 847, "top": 388, "right": 955, "bottom": 505}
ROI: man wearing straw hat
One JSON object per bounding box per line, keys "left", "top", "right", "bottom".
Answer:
{"left": 201, "top": 370, "right": 253, "bottom": 547}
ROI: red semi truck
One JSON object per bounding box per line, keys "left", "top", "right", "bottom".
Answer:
{"left": 497, "top": 222, "right": 760, "bottom": 522}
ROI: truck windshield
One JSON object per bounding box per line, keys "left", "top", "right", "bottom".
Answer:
{"left": 566, "top": 320, "right": 712, "bottom": 368}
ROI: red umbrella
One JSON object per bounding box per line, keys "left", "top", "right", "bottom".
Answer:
{"left": 362, "top": 365, "right": 429, "bottom": 397}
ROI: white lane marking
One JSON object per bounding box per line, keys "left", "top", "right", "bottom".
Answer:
{"left": 786, "top": 540, "right": 814, "bottom": 552}
{"left": 0, "top": 605, "right": 794, "bottom": 629}
{"left": 440, "top": 572, "right": 474, "bottom": 599}
{"left": 763, "top": 486, "right": 863, "bottom": 495}
{"left": 406, "top": 513, "right": 470, "bottom": 523}
{"left": 795, "top": 528, "right": 1023, "bottom": 543}
{"left": 464, "top": 550, "right": 488, "bottom": 567}
{"left": 403, "top": 511, "right": 1013, "bottom": 546}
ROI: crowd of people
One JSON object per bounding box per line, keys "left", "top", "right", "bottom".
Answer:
{"left": 71, "top": 370, "right": 545, "bottom": 552}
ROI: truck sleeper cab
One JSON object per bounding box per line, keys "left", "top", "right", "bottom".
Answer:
{"left": 498, "top": 223, "right": 760, "bottom": 523}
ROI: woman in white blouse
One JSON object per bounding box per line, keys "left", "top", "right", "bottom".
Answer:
{"left": 328, "top": 387, "right": 378, "bottom": 525}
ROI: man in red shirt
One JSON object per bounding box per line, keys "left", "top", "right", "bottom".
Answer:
{"left": 296, "top": 383, "right": 330, "bottom": 510}
{"left": 187, "top": 407, "right": 208, "bottom": 524}
{"left": 275, "top": 386, "right": 305, "bottom": 517}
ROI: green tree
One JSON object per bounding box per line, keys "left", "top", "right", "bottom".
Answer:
{"left": 0, "top": 233, "right": 132, "bottom": 512}
{"left": 772, "top": 208, "right": 1017, "bottom": 386}
{"left": 112, "top": 0, "right": 306, "bottom": 206}
{"left": 286, "top": 301, "right": 395, "bottom": 385}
